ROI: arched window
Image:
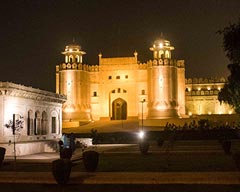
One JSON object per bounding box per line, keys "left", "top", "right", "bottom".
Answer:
{"left": 34, "top": 111, "right": 41, "bottom": 135}
{"left": 27, "top": 110, "right": 34, "bottom": 136}
{"left": 76, "top": 55, "right": 80, "bottom": 63}
{"left": 41, "top": 111, "right": 48, "bottom": 135}
{"left": 69, "top": 55, "right": 73, "bottom": 63}
{"left": 65, "top": 56, "right": 68, "bottom": 63}
{"left": 51, "top": 111, "right": 59, "bottom": 134}
{"left": 165, "top": 50, "right": 170, "bottom": 58}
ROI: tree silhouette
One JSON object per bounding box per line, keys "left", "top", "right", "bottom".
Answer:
{"left": 218, "top": 18, "right": 240, "bottom": 113}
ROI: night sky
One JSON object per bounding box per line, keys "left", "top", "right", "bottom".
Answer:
{"left": 0, "top": 0, "right": 240, "bottom": 92}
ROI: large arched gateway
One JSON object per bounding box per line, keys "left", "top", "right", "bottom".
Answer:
{"left": 112, "top": 98, "right": 127, "bottom": 120}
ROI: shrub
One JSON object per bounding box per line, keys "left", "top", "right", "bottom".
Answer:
{"left": 52, "top": 159, "right": 72, "bottom": 184}
{"left": 157, "top": 138, "right": 164, "bottom": 147}
{"left": 233, "top": 152, "right": 240, "bottom": 170}
{"left": 60, "top": 148, "right": 73, "bottom": 159}
{"left": 83, "top": 150, "right": 99, "bottom": 172}
{"left": 221, "top": 140, "right": 232, "bottom": 155}
{"left": 139, "top": 140, "right": 149, "bottom": 154}
{"left": 0, "top": 147, "right": 6, "bottom": 167}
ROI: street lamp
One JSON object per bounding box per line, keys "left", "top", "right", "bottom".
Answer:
{"left": 138, "top": 99, "right": 145, "bottom": 139}
{"left": 141, "top": 99, "right": 145, "bottom": 131}
{"left": 12, "top": 114, "right": 17, "bottom": 168}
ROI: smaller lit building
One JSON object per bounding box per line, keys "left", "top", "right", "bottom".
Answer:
{"left": 185, "top": 77, "right": 233, "bottom": 116}
{"left": 0, "top": 82, "right": 66, "bottom": 156}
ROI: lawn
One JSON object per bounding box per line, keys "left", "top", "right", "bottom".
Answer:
{"left": 1, "top": 140, "right": 239, "bottom": 173}
{"left": 73, "top": 140, "right": 239, "bottom": 172}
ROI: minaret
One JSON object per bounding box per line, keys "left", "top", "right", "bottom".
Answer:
{"left": 147, "top": 38, "right": 180, "bottom": 119}
{"left": 56, "top": 43, "right": 91, "bottom": 122}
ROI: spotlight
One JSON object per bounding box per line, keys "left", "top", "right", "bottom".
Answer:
{"left": 138, "top": 131, "right": 145, "bottom": 139}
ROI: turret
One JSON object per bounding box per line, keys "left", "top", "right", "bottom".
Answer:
{"left": 147, "top": 38, "right": 181, "bottom": 119}
{"left": 149, "top": 39, "right": 174, "bottom": 60}
{"left": 62, "top": 44, "right": 86, "bottom": 64}
{"left": 56, "top": 43, "right": 91, "bottom": 122}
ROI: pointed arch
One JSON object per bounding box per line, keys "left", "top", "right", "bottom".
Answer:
{"left": 112, "top": 98, "right": 127, "bottom": 120}
{"left": 69, "top": 55, "right": 73, "bottom": 63}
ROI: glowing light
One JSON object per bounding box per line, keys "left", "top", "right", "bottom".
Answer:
{"left": 207, "top": 87, "right": 211, "bottom": 90}
{"left": 156, "top": 105, "right": 167, "bottom": 110}
{"left": 159, "top": 43, "right": 163, "bottom": 48}
{"left": 187, "top": 88, "right": 191, "bottom": 92}
{"left": 218, "top": 87, "right": 221, "bottom": 91}
{"left": 197, "top": 87, "right": 201, "bottom": 91}
{"left": 188, "top": 112, "right": 192, "bottom": 116}
{"left": 138, "top": 131, "right": 145, "bottom": 139}
{"left": 208, "top": 112, "right": 212, "bottom": 115}
{"left": 219, "top": 111, "right": 222, "bottom": 114}
{"left": 69, "top": 48, "right": 73, "bottom": 52}
{"left": 229, "top": 111, "right": 232, "bottom": 114}
{"left": 159, "top": 75, "right": 163, "bottom": 88}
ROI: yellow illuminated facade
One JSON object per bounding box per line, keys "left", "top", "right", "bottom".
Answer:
{"left": 56, "top": 38, "right": 232, "bottom": 123}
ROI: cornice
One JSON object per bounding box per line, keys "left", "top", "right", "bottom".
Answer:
{"left": 0, "top": 82, "right": 66, "bottom": 104}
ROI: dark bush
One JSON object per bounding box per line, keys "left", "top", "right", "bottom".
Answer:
{"left": 60, "top": 148, "right": 72, "bottom": 159}
{"left": 52, "top": 159, "right": 72, "bottom": 184}
{"left": 157, "top": 138, "right": 164, "bottom": 147}
{"left": 83, "top": 150, "right": 99, "bottom": 172}
{"left": 233, "top": 152, "right": 240, "bottom": 170}
{"left": 139, "top": 140, "right": 149, "bottom": 154}
{"left": 221, "top": 140, "right": 232, "bottom": 155}
{"left": 0, "top": 147, "right": 6, "bottom": 167}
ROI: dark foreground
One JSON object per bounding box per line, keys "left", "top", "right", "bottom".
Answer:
{"left": 1, "top": 184, "right": 240, "bottom": 192}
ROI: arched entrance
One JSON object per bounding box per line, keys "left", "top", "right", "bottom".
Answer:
{"left": 112, "top": 98, "right": 127, "bottom": 120}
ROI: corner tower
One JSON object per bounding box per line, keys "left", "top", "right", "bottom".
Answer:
{"left": 147, "top": 38, "right": 185, "bottom": 119}
{"left": 56, "top": 43, "right": 91, "bottom": 122}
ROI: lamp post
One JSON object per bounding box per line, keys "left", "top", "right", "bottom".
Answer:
{"left": 12, "top": 114, "right": 16, "bottom": 167}
{"left": 141, "top": 99, "right": 145, "bottom": 131}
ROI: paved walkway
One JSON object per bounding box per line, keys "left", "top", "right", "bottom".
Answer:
{"left": 0, "top": 171, "right": 240, "bottom": 184}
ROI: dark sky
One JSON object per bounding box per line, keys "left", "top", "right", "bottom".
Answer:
{"left": 0, "top": 0, "right": 240, "bottom": 92}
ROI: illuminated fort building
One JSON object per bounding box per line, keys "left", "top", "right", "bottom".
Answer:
{"left": 56, "top": 38, "right": 233, "bottom": 126}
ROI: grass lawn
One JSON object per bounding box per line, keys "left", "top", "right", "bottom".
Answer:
{"left": 1, "top": 140, "right": 239, "bottom": 173}
{"left": 86, "top": 152, "right": 237, "bottom": 172}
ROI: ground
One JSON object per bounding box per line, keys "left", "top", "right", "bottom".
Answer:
{"left": 1, "top": 139, "right": 240, "bottom": 191}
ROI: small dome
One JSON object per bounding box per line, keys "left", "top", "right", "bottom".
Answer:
{"left": 153, "top": 39, "right": 171, "bottom": 48}
{"left": 65, "top": 44, "right": 81, "bottom": 52}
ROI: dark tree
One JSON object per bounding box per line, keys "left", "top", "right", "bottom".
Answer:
{"left": 218, "top": 18, "right": 240, "bottom": 113}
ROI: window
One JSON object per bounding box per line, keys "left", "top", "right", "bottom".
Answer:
{"left": 34, "top": 111, "right": 41, "bottom": 135}
{"left": 51, "top": 117, "right": 56, "bottom": 133}
{"left": 27, "top": 110, "right": 34, "bottom": 136}
{"left": 116, "top": 76, "right": 120, "bottom": 79}
{"left": 118, "top": 88, "right": 121, "bottom": 93}
{"left": 41, "top": 111, "right": 48, "bottom": 135}
{"left": 93, "top": 91, "right": 97, "bottom": 96}
{"left": 141, "top": 90, "right": 145, "bottom": 95}
{"left": 125, "top": 75, "right": 128, "bottom": 79}
{"left": 65, "top": 56, "right": 68, "bottom": 63}
{"left": 108, "top": 76, "right": 112, "bottom": 79}
{"left": 76, "top": 55, "right": 80, "bottom": 63}
{"left": 69, "top": 55, "right": 73, "bottom": 63}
